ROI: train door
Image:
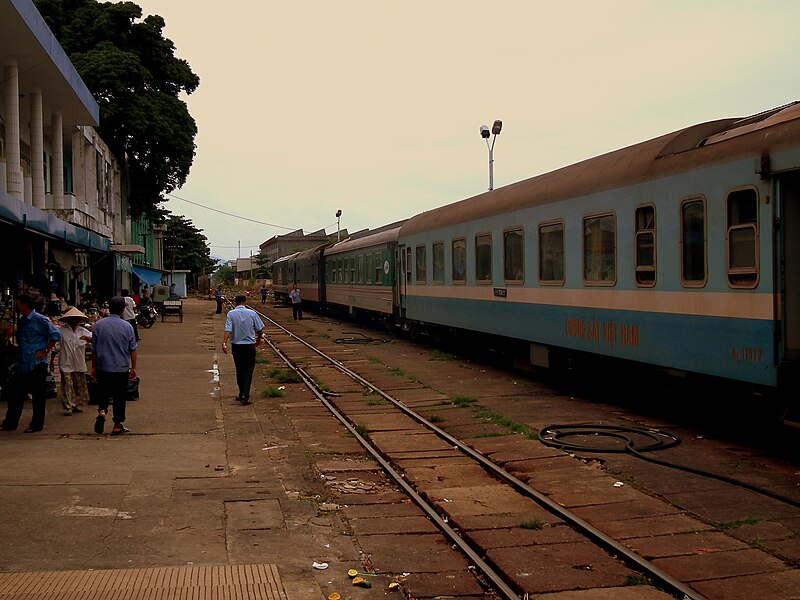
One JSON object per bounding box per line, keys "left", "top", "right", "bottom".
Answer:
{"left": 781, "top": 172, "right": 800, "bottom": 364}
{"left": 396, "top": 244, "right": 409, "bottom": 318}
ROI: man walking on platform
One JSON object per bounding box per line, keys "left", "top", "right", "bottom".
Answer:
{"left": 222, "top": 295, "right": 264, "bottom": 405}
{"left": 0, "top": 294, "right": 61, "bottom": 433}
{"left": 91, "top": 297, "right": 138, "bottom": 435}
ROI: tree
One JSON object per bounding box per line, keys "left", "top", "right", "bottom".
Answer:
{"left": 253, "top": 252, "right": 270, "bottom": 279}
{"left": 34, "top": 0, "right": 199, "bottom": 218}
{"left": 162, "top": 214, "right": 216, "bottom": 283}
{"left": 213, "top": 264, "right": 236, "bottom": 285}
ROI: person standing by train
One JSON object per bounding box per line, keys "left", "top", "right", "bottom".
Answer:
{"left": 260, "top": 283, "right": 268, "bottom": 304}
{"left": 289, "top": 285, "right": 302, "bottom": 320}
{"left": 214, "top": 285, "right": 224, "bottom": 314}
{"left": 222, "top": 294, "right": 264, "bottom": 405}
{"left": 0, "top": 294, "right": 61, "bottom": 433}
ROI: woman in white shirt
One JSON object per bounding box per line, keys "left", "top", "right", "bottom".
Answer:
{"left": 53, "top": 307, "right": 92, "bottom": 415}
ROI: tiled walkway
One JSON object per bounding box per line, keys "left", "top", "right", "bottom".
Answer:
{"left": 0, "top": 564, "right": 286, "bottom": 599}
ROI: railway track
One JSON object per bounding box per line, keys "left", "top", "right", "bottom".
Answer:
{"left": 236, "top": 300, "right": 714, "bottom": 599}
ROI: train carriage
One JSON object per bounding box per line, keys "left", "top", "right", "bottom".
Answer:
{"left": 271, "top": 252, "right": 299, "bottom": 303}
{"left": 286, "top": 245, "right": 327, "bottom": 308}
{"left": 396, "top": 102, "right": 800, "bottom": 390}
{"left": 323, "top": 226, "right": 401, "bottom": 319}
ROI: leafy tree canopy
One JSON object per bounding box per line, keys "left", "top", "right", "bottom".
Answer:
{"left": 34, "top": 0, "right": 199, "bottom": 218}
{"left": 162, "top": 213, "right": 217, "bottom": 278}
{"left": 213, "top": 264, "right": 236, "bottom": 285}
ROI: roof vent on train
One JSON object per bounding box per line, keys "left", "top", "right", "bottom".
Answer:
{"left": 700, "top": 101, "right": 800, "bottom": 147}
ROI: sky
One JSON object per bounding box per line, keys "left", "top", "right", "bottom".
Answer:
{"left": 131, "top": 0, "right": 800, "bottom": 262}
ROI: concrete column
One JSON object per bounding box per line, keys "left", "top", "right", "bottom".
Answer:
{"left": 51, "top": 112, "right": 64, "bottom": 209}
{"left": 30, "top": 90, "right": 45, "bottom": 208}
{"left": 3, "top": 62, "right": 23, "bottom": 201}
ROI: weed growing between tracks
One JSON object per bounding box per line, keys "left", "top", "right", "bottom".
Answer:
{"left": 717, "top": 516, "right": 760, "bottom": 529}
{"left": 624, "top": 574, "right": 652, "bottom": 587}
{"left": 263, "top": 386, "right": 285, "bottom": 398}
{"left": 473, "top": 407, "right": 538, "bottom": 440}
{"left": 266, "top": 368, "right": 302, "bottom": 384}
{"left": 519, "top": 519, "right": 545, "bottom": 530}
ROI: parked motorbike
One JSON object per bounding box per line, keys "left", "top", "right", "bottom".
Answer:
{"left": 136, "top": 304, "right": 157, "bottom": 328}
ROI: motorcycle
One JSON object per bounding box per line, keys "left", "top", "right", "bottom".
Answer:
{"left": 136, "top": 304, "right": 157, "bottom": 328}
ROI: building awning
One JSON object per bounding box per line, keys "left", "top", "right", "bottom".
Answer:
{"left": 0, "top": 192, "right": 111, "bottom": 251}
{"left": 132, "top": 266, "right": 163, "bottom": 286}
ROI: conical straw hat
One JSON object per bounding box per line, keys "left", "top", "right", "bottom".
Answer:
{"left": 61, "top": 307, "right": 87, "bottom": 320}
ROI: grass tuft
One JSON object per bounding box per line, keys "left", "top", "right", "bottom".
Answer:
{"left": 262, "top": 386, "right": 285, "bottom": 398}
{"left": 718, "top": 517, "right": 760, "bottom": 530}
{"left": 266, "top": 368, "right": 302, "bottom": 384}
{"left": 519, "top": 519, "right": 544, "bottom": 530}
{"left": 450, "top": 395, "right": 478, "bottom": 407}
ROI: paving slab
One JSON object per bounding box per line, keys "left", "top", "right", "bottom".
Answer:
{"left": 651, "top": 548, "right": 789, "bottom": 582}
{"left": 357, "top": 533, "right": 470, "bottom": 573}
{"left": 690, "top": 569, "right": 800, "bottom": 600}
{"left": 401, "top": 571, "right": 485, "bottom": 598}
{"left": 623, "top": 530, "right": 749, "bottom": 559}
{"left": 595, "top": 514, "right": 713, "bottom": 539}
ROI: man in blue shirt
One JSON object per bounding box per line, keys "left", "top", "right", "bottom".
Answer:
{"left": 1, "top": 294, "right": 61, "bottom": 433}
{"left": 214, "top": 285, "right": 224, "bottom": 314}
{"left": 91, "top": 296, "right": 138, "bottom": 435}
{"left": 222, "top": 295, "right": 264, "bottom": 405}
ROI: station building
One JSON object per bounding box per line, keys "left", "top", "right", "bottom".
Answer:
{"left": 0, "top": 0, "right": 148, "bottom": 313}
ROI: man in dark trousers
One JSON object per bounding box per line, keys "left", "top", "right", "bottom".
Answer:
{"left": 91, "top": 296, "right": 137, "bottom": 435}
{"left": 222, "top": 295, "right": 264, "bottom": 405}
{"left": 214, "top": 285, "right": 224, "bottom": 314}
{"left": 0, "top": 294, "right": 61, "bottom": 433}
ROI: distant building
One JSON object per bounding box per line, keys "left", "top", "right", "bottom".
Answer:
{"left": 259, "top": 228, "right": 342, "bottom": 271}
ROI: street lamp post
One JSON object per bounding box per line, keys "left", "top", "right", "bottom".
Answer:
{"left": 479, "top": 119, "right": 503, "bottom": 190}
{"left": 336, "top": 209, "right": 342, "bottom": 242}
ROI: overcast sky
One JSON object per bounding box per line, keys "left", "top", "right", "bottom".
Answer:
{"left": 131, "top": 0, "right": 800, "bottom": 262}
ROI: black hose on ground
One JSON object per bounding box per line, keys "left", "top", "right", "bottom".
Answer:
{"left": 539, "top": 424, "right": 800, "bottom": 509}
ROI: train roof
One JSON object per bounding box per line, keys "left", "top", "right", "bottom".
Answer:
{"left": 272, "top": 252, "right": 300, "bottom": 265}
{"left": 401, "top": 102, "right": 800, "bottom": 236}
{"left": 326, "top": 226, "right": 401, "bottom": 255}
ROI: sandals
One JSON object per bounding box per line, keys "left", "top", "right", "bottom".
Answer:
{"left": 23, "top": 426, "right": 41, "bottom": 433}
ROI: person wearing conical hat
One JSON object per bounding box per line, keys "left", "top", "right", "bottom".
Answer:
{"left": 53, "top": 307, "right": 92, "bottom": 416}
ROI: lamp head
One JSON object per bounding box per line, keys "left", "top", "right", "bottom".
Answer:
{"left": 492, "top": 120, "right": 503, "bottom": 135}
{"left": 335, "top": 209, "right": 342, "bottom": 218}
{"left": 480, "top": 125, "right": 490, "bottom": 139}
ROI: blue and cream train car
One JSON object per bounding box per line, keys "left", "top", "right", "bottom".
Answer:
{"left": 323, "top": 226, "right": 401, "bottom": 319}
{"left": 396, "top": 103, "right": 800, "bottom": 389}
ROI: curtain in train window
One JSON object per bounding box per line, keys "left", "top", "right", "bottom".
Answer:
{"left": 350, "top": 257, "right": 356, "bottom": 283}
{"left": 503, "top": 228, "right": 524, "bottom": 283}
{"left": 366, "top": 254, "right": 373, "bottom": 284}
{"left": 681, "top": 199, "right": 706, "bottom": 285}
{"left": 475, "top": 234, "right": 492, "bottom": 283}
{"left": 727, "top": 189, "right": 758, "bottom": 287}
{"left": 374, "top": 253, "right": 382, "bottom": 284}
{"left": 432, "top": 242, "right": 445, "bottom": 283}
{"left": 452, "top": 238, "right": 466, "bottom": 282}
{"left": 583, "top": 214, "right": 616, "bottom": 284}
{"left": 415, "top": 245, "right": 427, "bottom": 284}
{"left": 635, "top": 206, "right": 656, "bottom": 286}
{"left": 358, "top": 255, "right": 364, "bottom": 283}
{"left": 539, "top": 222, "right": 565, "bottom": 283}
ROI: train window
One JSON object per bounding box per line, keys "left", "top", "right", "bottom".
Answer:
{"left": 583, "top": 213, "right": 616, "bottom": 285}
{"left": 416, "top": 245, "right": 427, "bottom": 284}
{"left": 452, "top": 238, "right": 466, "bottom": 283}
{"left": 338, "top": 259, "right": 344, "bottom": 283}
{"left": 404, "top": 247, "right": 412, "bottom": 284}
{"left": 635, "top": 205, "right": 656, "bottom": 286}
{"left": 432, "top": 242, "right": 445, "bottom": 283}
{"left": 350, "top": 257, "right": 356, "bottom": 283}
{"left": 375, "top": 253, "right": 382, "bottom": 284}
{"left": 539, "top": 221, "right": 565, "bottom": 284}
{"left": 475, "top": 233, "right": 492, "bottom": 284}
{"left": 366, "top": 254, "right": 373, "bottom": 284}
{"left": 504, "top": 228, "right": 524, "bottom": 284}
{"left": 358, "top": 255, "right": 364, "bottom": 284}
{"left": 681, "top": 198, "right": 706, "bottom": 286}
{"left": 727, "top": 189, "right": 758, "bottom": 287}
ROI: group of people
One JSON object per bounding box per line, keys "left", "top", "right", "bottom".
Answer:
{"left": 0, "top": 293, "right": 138, "bottom": 435}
